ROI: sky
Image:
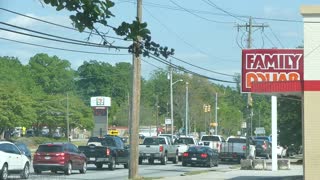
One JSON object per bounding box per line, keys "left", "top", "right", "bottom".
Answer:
{"left": 0, "top": 0, "right": 318, "bottom": 85}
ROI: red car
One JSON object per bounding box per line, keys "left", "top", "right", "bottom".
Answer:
{"left": 33, "top": 142, "right": 87, "bottom": 175}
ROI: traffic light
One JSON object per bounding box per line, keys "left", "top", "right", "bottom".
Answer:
{"left": 207, "top": 105, "right": 211, "bottom": 112}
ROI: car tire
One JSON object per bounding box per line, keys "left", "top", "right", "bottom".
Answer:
{"left": 95, "top": 163, "right": 103, "bottom": 169}
{"left": 20, "top": 163, "right": 30, "bottom": 179}
{"left": 34, "top": 169, "right": 41, "bottom": 174}
{"left": 182, "top": 162, "right": 187, "bottom": 166}
{"left": 207, "top": 158, "right": 213, "bottom": 167}
{"left": 0, "top": 164, "right": 8, "bottom": 180}
{"left": 64, "top": 162, "right": 72, "bottom": 175}
{"left": 172, "top": 154, "right": 178, "bottom": 164}
{"left": 108, "top": 157, "right": 116, "bottom": 170}
{"left": 161, "top": 154, "right": 167, "bottom": 165}
{"left": 214, "top": 159, "right": 219, "bottom": 167}
{"left": 138, "top": 158, "right": 143, "bottom": 165}
{"left": 79, "top": 162, "right": 87, "bottom": 174}
{"left": 124, "top": 163, "right": 129, "bottom": 168}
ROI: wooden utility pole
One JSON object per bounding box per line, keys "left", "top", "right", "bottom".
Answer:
{"left": 129, "top": 0, "right": 142, "bottom": 179}
{"left": 236, "top": 17, "right": 268, "bottom": 158}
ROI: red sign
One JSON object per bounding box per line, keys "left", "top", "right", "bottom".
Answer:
{"left": 242, "top": 49, "right": 304, "bottom": 93}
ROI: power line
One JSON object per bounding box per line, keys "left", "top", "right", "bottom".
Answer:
{"left": 0, "top": 7, "right": 127, "bottom": 41}
{"left": 269, "top": 26, "right": 285, "bottom": 48}
{"left": 147, "top": 53, "right": 236, "bottom": 83}
{"left": 0, "top": 27, "right": 128, "bottom": 49}
{"left": 168, "top": 0, "right": 234, "bottom": 24}
{"left": 170, "top": 56, "right": 236, "bottom": 77}
{"left": 141, "top": 58, "right": 163, "bottom": 70}
{"left": 262, "top": 31, "right": 277, "bottom": 48}
{"left": 0, "top": 21, "right": 129, "bottom": 49}
{"left": 202, "top": 0, "right": 246, "bottom": 22}
{"left": 0, "top": 37, "right": 130, "bottom": 55}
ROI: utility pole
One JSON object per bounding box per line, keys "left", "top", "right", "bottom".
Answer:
{"left": 170, "top": 59, "right": 173, "bottom": 140}
{"left": 66, "top": 92, "right": 69, "bottom": 142}
{"left": 185, "top": 82, "right": 189, "bottom": 136}
{"left": 215, "top": 92, "right": 218, "bottom": 135}
{"left": 129, "top": 0, "right": 142, "bottom": 179}
{"left": 236, "top": 17, "right": 268, "bottom": 158}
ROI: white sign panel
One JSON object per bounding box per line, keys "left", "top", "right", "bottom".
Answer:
{"left": 165, "top": 118, "right": 172, "bottom": 125}
{"left": 255, "top": 127, "right": 266, "bottom": 134}
{"left": 90, "top": 96, "right": 111, "bottom": 107}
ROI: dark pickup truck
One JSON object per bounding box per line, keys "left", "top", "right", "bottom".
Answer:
{"left": 78, "top": 135, "right": 129, "bottom": 170}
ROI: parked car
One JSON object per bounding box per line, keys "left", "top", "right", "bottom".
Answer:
{"left": 0, "top": 141, "right": 30, "bottom": 180}
{"left": 26, "top": 129, "right": 35, "bottom": 137}
{"left": 78, "top": 135, "right": 129, "bottom": 170}
{"left": 174, "top": 136, "right": 197, "bottom": 161}
{"left": 220, "top": 136, "right": 256, "bottom": 163}
{"left": 198, "top": 135, "right": 225, "bottom": 153}
{"left": 182, "top": 146, "right": 219, "bottom": 167}
{"left": 254, "top": 139, "right": 272, "bottom": 159}
{"left": 14, "top": 141, "right": 32, "bottom": 161}
{"left": 139, "top": 136, "right": 178, "bottom": 165}
{"left": 33, "top": 142, "right": 87, "bottom": 175}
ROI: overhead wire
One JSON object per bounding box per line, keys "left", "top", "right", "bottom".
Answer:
{"left": 168, "top": 0, "right": 234, "bottom": 24}
{"left": 0, "top": 37, "right": 130, "bottom": 55}
{"left": 262, "top": 31, "right": 277, "bottom": 48}
{"left": 0, "top": 7, "right": 127, "bottom": 41}
{"left": 0, "top": 27, "right": 128, "bottom": 49}
{"left": 269, "top": 26, "right": 285, "bottom": 48}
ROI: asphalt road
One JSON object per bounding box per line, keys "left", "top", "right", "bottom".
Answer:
{"left": 7, "top": 160, "right": 234, "bottom": 180}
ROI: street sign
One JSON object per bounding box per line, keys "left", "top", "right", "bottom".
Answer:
{"left": 255, "top": 127, "right": 265, "bottom": 135}
{"left": 165, "top": 118, "right": 172, "bottom": 125}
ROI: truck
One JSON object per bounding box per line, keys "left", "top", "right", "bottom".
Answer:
{"left": 78, "top": 135, "right": 129, "bottom": 170}
{"left": 198, "top": 135, "right": 225, "bottom": 153}
{"left": 173, "top": 136, "right": 197, "bottom": 161}
{"left": 139, "top": 136, "right": 178, "bottom": 165}
{"left": 219, "top": 136, "right": 256, "bottom": 163}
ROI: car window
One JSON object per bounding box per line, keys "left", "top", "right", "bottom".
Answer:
{"left": 143, "top": 137, "right": 165, "bottom": 145}
{"left": 101, "top": 138, "right": 116, "bottom": 147}
{"left": 228, "top": 138, "right": 246, "bottom": 143}
{"left": 0, "top": 143, "right": 21, "bottom": 154}
{"left": 37, "top": 145, "right": 63, "bottom": 152}
{"left": 201, "top": 136, "right": 220, "bottom": 141}
{"left": 188, "top": 146, "right": 207, "bottom": 153}
{"left": 175, "top": 138, "right": 194, "bottom": 145}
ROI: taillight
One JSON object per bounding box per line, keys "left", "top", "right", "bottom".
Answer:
{"left": 262, "top": 143, "right": 267, "bottom": 150}
{"left": 242, "top": 145, "right": 247, "bottom": 150}
{"left": 159, "top": 145, "right": 164, "bottom": 152}
{"left": 183, "top": 152, "right": 189, "bottom": 157}
{"left": 200, "top": 153, "right": 208, "bottom": 158}
{"left": 106, "top": 148, "right": 110, "bottom": 156}
{"left": 56, "top": 153, "right": 65, "bottom": 160}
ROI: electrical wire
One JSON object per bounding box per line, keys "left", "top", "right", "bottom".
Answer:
{"left": 170, "top": 56, "right": 236, "bottom": 77}
{"left": 0, "top": 37, "right": 130, "bottom": 55}
{"left": 262, "top": 31, "right": 277, "bottom": 48}
{"left": 142, "top": 58, "right": 164, "bottom": 70}
{"left": 0, "top": 7, "right": 127, "bottom": 41}
{"left": 168, "top": 0, "right": 234, "bottom": 24}
{"left": 202, "top": 0, "right": 246, "bottom": 22}
{"left": 269, "top": 26, "right": 285, "bottom": 48}
{"left": 0, "top": 27, "right": 128, "bottom": 49}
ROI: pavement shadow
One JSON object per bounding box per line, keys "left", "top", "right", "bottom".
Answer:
{"left": 228, "top": 175, "right": 303, "bottom": 180}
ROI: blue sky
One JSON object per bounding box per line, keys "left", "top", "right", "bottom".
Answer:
{"left": 0, "top": 0, "right": 318, "bottom": 84}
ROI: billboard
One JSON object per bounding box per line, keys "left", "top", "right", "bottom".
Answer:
{"left": 242, "top": 49, "right": 304, "bottom": 93}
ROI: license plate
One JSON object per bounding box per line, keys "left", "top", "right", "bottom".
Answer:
{"left": 146, "top": 154, "right": 150, "bottom": 156}
{"left": 191, "top": 158, "right": 197, "bottom": 160}
{"left": 44, "top": 156, "right": 51, "bottom": 160}
{"left": 89, "top": 157, "right": 95, "bottom": 161}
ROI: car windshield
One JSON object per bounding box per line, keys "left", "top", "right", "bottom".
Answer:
{"left": 15, "top": 143, "right": 29, "bottom": 152}
{"left": 187, "top": 146, "right": 207, "bottom": 153}
{"left": 201, "top": 136, "right": 220, "bottom": 141}
{"left": 143, "top": 138, "right": 166, "bottom": 145}
{"left": 37, "top": 145, "right": 63, "bottom": 152}
{"left": 254, "top": 140, "right": 265, "bottom": 145}
{"left": 174, "top": 138, "right": 194, "bottom": 145}
{"left": 88, "top": 137, "right": 102, "bottom": 143}
{"left": 101, "top": 138, "right": 116, "bottom": 147}
{"left": 227, "top": 138, "right": 246, "bottom": 143}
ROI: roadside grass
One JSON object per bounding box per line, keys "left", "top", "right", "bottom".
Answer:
{"left": 183, "top": 170, "right": 211, "bottom": 176}
{"left": 133, "top": 177, "right": 163, "bottom": 180}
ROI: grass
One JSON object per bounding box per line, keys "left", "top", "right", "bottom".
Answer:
{"left": 132, "top": 177, "right": 163, "bottom": 180}
{"left": 183, "top": 170, "right": 211, "bottom": 176}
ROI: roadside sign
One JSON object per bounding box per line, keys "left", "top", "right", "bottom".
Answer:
{"left": 109, "top": 130, "right": 119, "bottom": 136}
{"left": 165, "top": 118, "right": 172, "bottom": 125}
{"left": 255, "top": 127, "right": 265, "bottom": 135}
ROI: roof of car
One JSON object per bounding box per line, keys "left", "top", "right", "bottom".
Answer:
{"left": 0, "top": 140, "right": 15, "bottom": 145}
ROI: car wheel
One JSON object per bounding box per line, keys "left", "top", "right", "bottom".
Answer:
{"left": 20, "top": 163, "right": 30, "bottom": 179}
{"left": 0, "top": 164, "right": 8, "bottom": 180}
{"left": 108, "top": 157, "right": 116, "bottom": 170}
{"left": 64, "top": 162, "right": 72, "bottom": 175}
{"left": 51, "top": 170, "right": 57, "bottom": 173}
{"left": 95, "top": 163, "right": 103, "bottom": 169}
{"left": 172, "top": 154, "right": 178, "bottom": 164}
{"left": 124, "top": 163, "right": 129, "bottom": 168}
{"left": 182, "top": 162, "right": 187, "bottom": 166}
{"left": 266, "top": 154, "right": 270, "bottom": 159}
{"left": 214, "top": 159, "right": 219, "bottom": 167}
{"left": 138, "top": 158, "right": 143, "bottom": 165}
{"left": 161, "top": 154, "right": 167, "bottom": 165}
{"left": 208, "top": 158, "right": 213, "bottom": 167}
{"left": 34, "top": 169, "right": 41, "bottom": 174}
{"left": 79, "top": 162, "right": 87, "bottom": 174}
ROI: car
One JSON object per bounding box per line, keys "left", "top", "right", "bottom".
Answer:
{"left": 33, "top": 142, "right": 87, "bottom": 175}
{"left": 0, "top": 141, "right": 30, "bottom": 180}
{"left": 26, "top": 129, "right": 35, "bottom": 137}
{"left": 14, "top": 141, "right": 32, "bottom": 161}
{"left": 174, "top": 137, "right": 197, "bottom": 161}
{"left": 182, "top": 146, "right": 219, "bottom": 167}
{"left": 254, "top": 139, "right": 272, "bottom": 159}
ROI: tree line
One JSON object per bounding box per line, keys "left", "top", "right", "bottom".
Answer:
{"left": 0, "top": 53, "right": 301, "bottom": 146}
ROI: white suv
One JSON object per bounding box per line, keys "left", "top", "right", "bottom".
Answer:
{"left": 0, "top": 141, "right": 30, "bottom": 180}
